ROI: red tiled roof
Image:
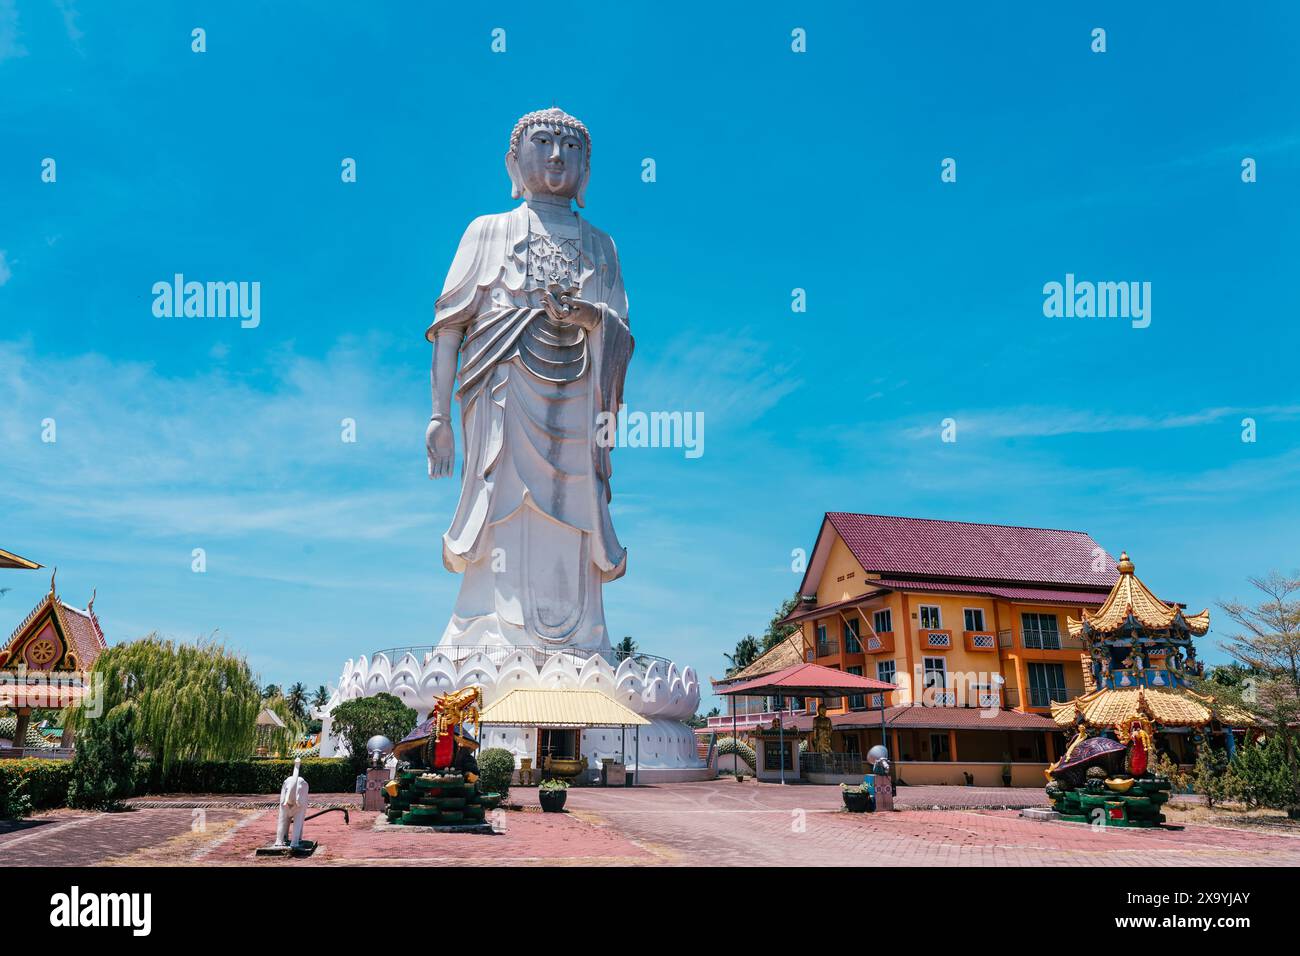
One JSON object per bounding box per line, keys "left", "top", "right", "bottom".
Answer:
{"left": 873, "top": 579, "right": 1109, "bottom": 606}
{"left": 716, "top": 662, "right": 897, "bottom": 698}
{"left": 57, "top": 601, "right": 108, "bottom": 666}
{"left": 825, "top": 513, "right": 1118, "bottom": 588}
{"left": 784, "top": 705, "right": 1058, "bottom": 732}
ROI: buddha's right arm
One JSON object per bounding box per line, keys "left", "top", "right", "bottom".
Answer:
{"left": 430, "top": 328, "right": 462, "bottom": 419}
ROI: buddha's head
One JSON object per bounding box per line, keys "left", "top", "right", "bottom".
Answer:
{"left": 507, "top": 107, "right": 592, "bottom": 207}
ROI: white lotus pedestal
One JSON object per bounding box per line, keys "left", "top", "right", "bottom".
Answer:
{"left": 321, "top": 645, "right": 711, "bottom": 784}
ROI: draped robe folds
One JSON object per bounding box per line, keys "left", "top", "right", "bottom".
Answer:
{"left": 428, "top": 203, "right": 633, "bottom": 651}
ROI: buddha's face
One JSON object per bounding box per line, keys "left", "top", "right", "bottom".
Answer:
{"left": 513, "top": 123, "right": 587, "bottom": 200}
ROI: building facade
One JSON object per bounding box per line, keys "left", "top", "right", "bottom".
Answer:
{"left": 716, "top": 513, "right": 1132, "bottom": 786}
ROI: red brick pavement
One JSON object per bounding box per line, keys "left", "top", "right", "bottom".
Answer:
{"left": 7, "top": 782, "right": 1298, "bottom": 866}
{"left": 0, "top": 808, "right": 245, "bottom": 866}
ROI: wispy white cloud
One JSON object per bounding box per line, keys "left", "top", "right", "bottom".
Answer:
{"left": 0, "top": 250, "right": 11, "bottom": 286}
{"left": 0, "top": 0, "right": 25, "bottom": 62}
{"left": 900, "top": 405, "right": 1300, "bottom": 441}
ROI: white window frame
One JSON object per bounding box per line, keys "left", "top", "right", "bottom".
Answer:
{"left": 963, "top": 607, "right": 986, "bottom": 632}
{"left": 1021, "top": 612, "right": 1061, "bottom": 650}
{"left": 918, "top": 604, "right": 942, "bottom": 629}
{"left": 873, "top": 608, "right": 893, "bottom": 634}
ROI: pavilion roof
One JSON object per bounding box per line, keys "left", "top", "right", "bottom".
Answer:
{"left": 712, "top": 636, "right": 804, "bottom": 687}
{"left": 782, "top": 705, "right": 1058, "bottom": 732}
{"left": 0, "top": 547, "right": 42, "bottom": 570}
{"left": 715, "top": 662, "right": 896, "bottom": 698}
{"left": 1050, "top": 686, "right": 1251, "bottom": 730}
{"left": 1066, "top": 552, "right": 1209, "bottom": 638}
{"left": 0, "top": 576, "right": 106, "bottom": 673}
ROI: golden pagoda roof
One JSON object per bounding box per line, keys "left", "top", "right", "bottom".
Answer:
{"left": 1066, "top": 552, "right": 1209, "bottom": 638}
{"left": 1051, "top": 686, "right": 1251, "bottom": 730}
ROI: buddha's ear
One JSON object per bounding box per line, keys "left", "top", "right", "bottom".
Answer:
{"left": 575, "top": 164, "right": 590, "bottom": 208}
{"left": 505, "top": 151, "right": 524, "bottom": 200}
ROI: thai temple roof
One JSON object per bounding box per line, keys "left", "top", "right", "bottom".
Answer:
{"left": 0, "top": 573, "right": 107, "bottom": 673}
{"left": 1067, "top": 552, "right": 1210, "bottom": 639}
{"left": 1051, "top": 686, "right": 1251, "bottom": 730}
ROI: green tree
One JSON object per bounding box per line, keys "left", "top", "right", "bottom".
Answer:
{"left": 724, "top": 635, "right": 760, "bottom": 675}
{"left": 67, "top": 704, "right": 139, "bottom": 810}
{"left": 258, "top": 694, "right": 305, "bottom": 756}
{"left": 285, "top": 682, "right": 308, "bottom": 720}
{"left": 613, "top": 636, "right": 638, "bottom": 662}
{"left": 311, "top": 685, "right": 331, "bottom": 710}
{"left": 1212, "top": 571, "right": 1300, "bottom": 817}
{"left": 64, "top": 635, "right": 262, "bottom": 771}
{"left": 329, "top": 693, "right": 418, "bottom": 773}
{"left": 760, "top": 596, "right": 800, "bottom": 654}
{"left": 261, "top": 683, "right": 282, "bottom": 700}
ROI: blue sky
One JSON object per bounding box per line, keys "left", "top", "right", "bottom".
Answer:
{"left": 2, "top": 2, "right": 1298, "bottom": 709}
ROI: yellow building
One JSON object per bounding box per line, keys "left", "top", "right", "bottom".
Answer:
{"left": 764, "top": 513, "right": 1128, "bottom": 786}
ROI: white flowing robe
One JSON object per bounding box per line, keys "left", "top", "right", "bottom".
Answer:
{"left": 427, "top": 203, "right": 633, "bottom": 650}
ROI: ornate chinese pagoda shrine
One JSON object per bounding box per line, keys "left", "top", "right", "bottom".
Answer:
{"left": 1043, "top": 552, "right": 1248, "bottom": 827}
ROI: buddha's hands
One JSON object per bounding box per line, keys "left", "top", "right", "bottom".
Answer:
{"left": 426, "top": 417, "right": 455, "bottom": 479}
{"left": 543, "top": 284, "right": 602, "bottom": 332}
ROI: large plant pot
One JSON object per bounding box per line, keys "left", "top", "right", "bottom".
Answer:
{"left": 539, "top": 788, "right": 568, "bottom": 813}
{"left": 842, "top": 790, "right": 872, "bottom": 813}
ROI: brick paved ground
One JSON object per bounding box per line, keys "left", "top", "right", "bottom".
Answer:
{"left": 8, "top": 781, "right": 1299, "bottom": 866}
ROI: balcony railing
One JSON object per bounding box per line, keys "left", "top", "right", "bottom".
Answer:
{"left": 964, "top": 631, "right": 997, "bottom": 652}
{"left": 801, "top": 752, "right": 868, "bottom": 776}
{"left": 864, "top": 631, "right": 895, "bottom": 654}
{"left": 1027, "top": 685, "right": 1085, "bottom": 708}
{"left": 815, "top": 640, "right": 840, "bottom": 658}
{"left": 920, "top": 629, "right": 953, "bottom": 650}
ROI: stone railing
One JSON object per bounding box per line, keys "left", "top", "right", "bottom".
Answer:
{"left": 372, "top": 644, "right": 672, "bottom": 676}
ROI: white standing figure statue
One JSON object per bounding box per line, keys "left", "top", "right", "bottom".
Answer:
{"left": 274, "top": 757, "right": 309, "bottom": 848}
{"left": 426, "top": 107, "right": 633, "bottom": 652}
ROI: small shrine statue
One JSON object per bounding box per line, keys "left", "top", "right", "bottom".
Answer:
{"left": 811, "top": 703, "right": 833, "bottom": 755}
{"left": 392, "top": 687, "right": 483, "bottom": 779}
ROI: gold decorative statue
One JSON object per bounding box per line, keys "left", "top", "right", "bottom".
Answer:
{"left": 812, "top": 703, "right": 833, "bottom": 754}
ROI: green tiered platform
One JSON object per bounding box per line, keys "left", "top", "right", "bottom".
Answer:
{"left": 383, "top": 770, "right": 503, "bottom": 828}
{"left": 1048, "top": 776, "right": 1171, "bottom": 827}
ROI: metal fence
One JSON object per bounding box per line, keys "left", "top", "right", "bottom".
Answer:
{"left": 801, "top": 752, "right": 867, "bottom": 776}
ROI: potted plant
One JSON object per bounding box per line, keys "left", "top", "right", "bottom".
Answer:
{"left": 539, "top": 778, "right": 569, "bottom": 812}
{"left": 1000, "top": 754, "right": 1013, "bottom": 787}
{"left": 840, "top": 783, "right": 872, "bottom": 813}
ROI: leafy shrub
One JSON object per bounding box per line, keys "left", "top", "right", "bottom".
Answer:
{"left": 67, "top": 706, "right": 138, "bottom": 810}
{"left": 0, "top": 768, "right": 32, "bottom": 819}
{"left": 539, "top": 777, "right": 569, "bottom": 790}
{"left": 0, "top": 759, "right": 73, "bottom": 811}
{"left": 1231, "top": 733, "right": 1298, "bottom": 812}
{"left": 477, "top": 748, "right": 514, "bottom": 799}
{"left": 1151, "top": 752, "right": 1190, "bottom": 793}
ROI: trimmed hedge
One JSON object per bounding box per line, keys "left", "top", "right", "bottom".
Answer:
{"left": 2, "top": 757, "right": 354, "bottom": 811}
{"left": 0, "top": 759, "right": 74, "bottom": 811}
{"left": 140, "top": 758, "right": 354, "bottom": 795}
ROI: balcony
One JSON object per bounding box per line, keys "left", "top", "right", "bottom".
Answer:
{"left": 864, "top": 631, "right": 895, "bottom": 654}
{"left": 920, "top": 629, "right": 953, "bottom": 651}
{"left": 1026, "top": 685, "right": 1085, "bottom": 708}
{"left": 814, "top": 640, "right": 840, "bottom": 659}
{"left": 964, "top": 631, "right": 997, "bottom": 653}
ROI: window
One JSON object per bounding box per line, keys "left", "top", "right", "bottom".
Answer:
{"left": 1021, "top": 613, "right": 1061, "bottom": 650}
{"left": 919, "top": 605, "right": 942, "bottom": 629}
{"left": 873, "top": 608, "right": 893, "bottom": 634}
{"left": 874, "top": 660, "right": 896, "bottom": 709}
{"left": 923, "top": 657, "right": 947, "bottom": 689}
{"left": 843, "top": 618, "right": 862, "bottom": 654}
{"left": 815, "top": 624, "right": 827, "bottom": 645}
{"left": 847, "top": 665, "right": 865, "bottom": 709}
{"left": 963, "top": 608, "right": 986, "bottom": 632}
{"left": 1027, "top": 662, "right": 1068, "bottom": 707}
{"left": 929, "top": 733, "right": 952, "bottom": 761}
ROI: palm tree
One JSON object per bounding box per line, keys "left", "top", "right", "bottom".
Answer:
{"left": 285, "top": 682, "right": 308, "bottom": 720}
{"left": 311, "top": 685, "right": 330, "bottom": 709}
{"left": 613, "top": 635, "right": 638, "bottom": 662}
{"left": 724, "top": 635, "right": 761, "bottom": 675}
{"left": 261, "top": 683, "right": 282, "bottom": 700}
